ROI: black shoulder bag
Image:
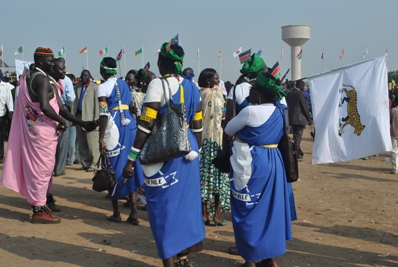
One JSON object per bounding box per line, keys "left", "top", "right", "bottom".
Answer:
{"left": 139, "top": 78, "right": 191, "bottom": 165}
{"left": 211, "top": 85, "right": 237, "bottom": 173}
{"left": 277, "top": 108, "right": 299, "bottom": 183}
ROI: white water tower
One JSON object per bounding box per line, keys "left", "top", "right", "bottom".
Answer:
{"left": 282, "top": 25, "right": 310, "bottom": 81}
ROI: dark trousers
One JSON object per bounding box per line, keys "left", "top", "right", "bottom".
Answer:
{"left": 292, "top": 125, "right": 305, "bottom": 157}
{"left": 0, "top": 115, "right": 5, "bottom": 160}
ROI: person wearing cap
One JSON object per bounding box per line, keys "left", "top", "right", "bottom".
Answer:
{"left": 96, "top": 57, "right": 144, "bottom": 224}
{"left": 224, "top": 72, "right": 292, "bottom": 267}
{"left": 72, "top": 69, "right": 100, "bottom": 171}
{"left": 0, "top": 47, "right": 95, "bottom": 223}
{"left": 122, "top": 43, "right": 205, "bottom": 267}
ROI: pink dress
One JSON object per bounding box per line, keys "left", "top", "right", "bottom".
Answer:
{"left": 0, "top": 73, "right": 59, "bottom": 206}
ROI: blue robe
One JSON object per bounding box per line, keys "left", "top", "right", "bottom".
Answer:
{"left": 230, "top": 108, "right": 293, "bottom": 262}
{"left": 143, "top": 78, "right": 205, "bottom": 259}
{"left": 105, "top": 78, "right": 144, "bottom": 200}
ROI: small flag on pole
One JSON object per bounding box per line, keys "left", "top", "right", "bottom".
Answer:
{"left": 321, "top": 47, "right": 324, "bottom": 60}
{"left": 218, "top": 46, "right": 222, "bottom": 58}
{"left": 362, "top": 47, "right": 368, "bottom": 59}
{"left": 233, "top": 46, "right": 242, "bottom": 57}
{"left": 297, "top": 49, "right": 303, "bottom": 60}
{"left": 99, "top": 47, "right": 109, "bottom": 56}
{"left": 239, "top": 49, "right": 251, "bottom": 63}
{"left": 0, "top": 45, "right": 3, "bottom": 57}
{"left": 281, "top": 68, "right": 290, "bottom": 83}
{"left": 280, "top": 47, "right": 284, "bottom": 59}
{"left": 78, "top": 47, "right": 88, "bottom": 54}
{"left": 58, "top": 47, "right": 66, "bottom": 57}
{"left": 339, "top": 47, "right": 344, "bottom": 59}
{"left": 143, "top": 62, "right": 150, "bottom": 74}
{"left": 170, "top": 34, "right": 179, "bottom": 45}
{"left": 14, "top": 46, "right": 23, "bottom": 55}
{"left": 155, "top": 47, "right": 160, "bottom": 56}
{"left": 134, "top": 47, "right": 143, "bottom": 56}
{"left": 116, "top": 49, "right": 123, "bottom": 61}
{"left": 257, "top": 46, "right": 263, "bottom": 56}
{"left": 270, "top": 62, "right": 281, "bottom": 79}
{"left": 385, "top": 47, "right": 388, "bottom": 59}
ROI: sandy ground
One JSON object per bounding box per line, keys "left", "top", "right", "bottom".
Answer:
{"left": 0, "top": 128, "right": 397, "bottom": 267}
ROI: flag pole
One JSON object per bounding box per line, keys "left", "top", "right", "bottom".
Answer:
{"left": 86, "top": 45, "right": 89, "bottom": 70}
{"left": 64, "top": 45, "right": 66, "bottom": 62}
{"left": 220, "top": 45, "right": 223, "bottom": 79}
{"left": 1, "top": 44, "right": 4, "bottom": 71}
{"left": 118, "top": 60, "right": 121, "bottom": 77}
{"left": 141, "top": 45, "right": 144, "bottom": 67}
{"left": 197, "top": 46, "right": 200, "bottom": 75}
{"left": 22, "top": 45, "right": 24, "bottom": 61}
{"left": 280, "top": 46, "right": 282, "bottom": 73}
{"left": 342, "top": 47, "right": 344, "bottom": 67}
{"left": 123, "top": 45, "right": 126, "bottom": 77}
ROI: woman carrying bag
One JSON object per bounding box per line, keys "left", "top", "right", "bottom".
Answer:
{"left": 97, "top": 57, "right": 144, "bottom": 225}
{"left": 224, "top": 72, "right": 293, "bottom": 267}
{"left": 123, "top": 43, "right": 205, "bottom": 267}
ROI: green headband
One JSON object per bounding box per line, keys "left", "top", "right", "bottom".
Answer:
{"left": 160, "top": 42, "right": 184, "bottom": 75}
{"left": 100, "top": 58, "right": 117, "bottom": 75}
{"left": 256, "top": 72, "right": 286, "bottom": 100}
{"left": 240, "top": 53, "right": 266, "bottom": 75}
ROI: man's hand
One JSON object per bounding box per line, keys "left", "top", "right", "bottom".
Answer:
{"left": 83, "top": 121, "right": 97, "bottom": 132}
{"left": 57, "top": 123, "right": 68, "bottom": 133}
{"left": 130, "top": 106, "right": 138, "bottom": 115}
{"left": 8, "top": 111, "right": 13, "bottom": 120}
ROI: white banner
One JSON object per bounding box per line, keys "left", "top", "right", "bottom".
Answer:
{"left": 308, "top": 56, "right": 391, "bottom": 164}
{"left": 15, "top": 59, "right": 33, "bottom": 80}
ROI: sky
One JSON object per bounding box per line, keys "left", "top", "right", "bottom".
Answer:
{"left": 1, "top": 0, "right": 397, "bottom": 82}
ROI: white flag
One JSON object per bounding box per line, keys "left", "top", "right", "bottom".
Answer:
{"left": 232, "top": 46, "right": 242, "bottom": 57}
{"left": 308, "top": 56, "right": 391, "bottom": 164}
{"left": 15, "top": 59, "right": 34, "bottom": 79}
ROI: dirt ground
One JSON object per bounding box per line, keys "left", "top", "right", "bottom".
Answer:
{"left": 0, "top": 128, "right": 397, "bottom": 267}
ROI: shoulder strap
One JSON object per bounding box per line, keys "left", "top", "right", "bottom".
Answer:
{"left": 27, "top": 71, "right": 46, "bottom": 97}
{"left": 232, "top": 85, "right": 237, "bottom": 117}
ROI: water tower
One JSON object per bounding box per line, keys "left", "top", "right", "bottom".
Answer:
{"left": 282, "top": 25, "right": 310, "bottom": 81}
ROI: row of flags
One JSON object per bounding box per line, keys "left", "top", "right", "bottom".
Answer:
{"left": 6, "top": 42, "right": 389, "bottom": 62}
{"left": 296, "top": 47, "right": 386, "bottom": 61}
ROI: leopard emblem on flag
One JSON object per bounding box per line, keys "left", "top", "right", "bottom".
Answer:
{"left": 338, "top": 84, "right": 365, "bottom": 136}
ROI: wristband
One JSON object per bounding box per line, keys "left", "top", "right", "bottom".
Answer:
{"left": 128, "top": 147, "right": 141, "bottom": 161}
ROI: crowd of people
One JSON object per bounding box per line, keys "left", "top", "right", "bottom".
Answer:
{"left": 0, "top": 43, "right": 316, "bottom": 267}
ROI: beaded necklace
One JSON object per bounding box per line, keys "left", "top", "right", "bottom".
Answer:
{"left": 111, "top": 77, "right": 130, "bottom": 126}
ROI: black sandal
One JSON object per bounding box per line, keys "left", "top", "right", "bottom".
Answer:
{"left": 126, "top": 216, "right": 139, "bottom": 225}
{"left": 228, "top": 246, "right": 240, "bottom": 255}
{"left": 106, "top": 215, "right": 121, "bottom": 223}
